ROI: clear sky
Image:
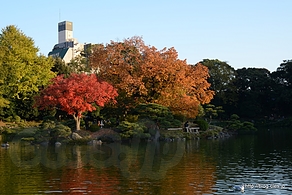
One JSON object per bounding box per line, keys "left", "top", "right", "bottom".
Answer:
{"left": 1, "top": 0, "right": 291, "bottom": 72}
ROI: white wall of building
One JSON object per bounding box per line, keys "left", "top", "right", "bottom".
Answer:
{"left": 62, "top": 42, "right": 85, "bottom": 63}
{"left": 58, "top": 30, "right": 73, "bottom": 44}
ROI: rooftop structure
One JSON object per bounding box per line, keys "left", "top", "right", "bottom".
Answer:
{"left": 58, "top": 21, "right": 73, "bottom": 43}
{"left": 48, "top": 21, "right": 87, "bottom": 63}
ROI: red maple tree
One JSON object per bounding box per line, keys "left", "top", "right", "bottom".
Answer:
{"left": 35, "top": 73, "right": 118, "bottom": 130}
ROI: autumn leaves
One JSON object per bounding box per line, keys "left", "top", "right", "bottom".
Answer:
{"left": 89, "top": 37, "right": 214, "bottom": 118}
{"left": 35, "top": 74, "right": 118, "bottom": 130}
{"left": 35, "top": 36, "right": 214, "bottom": 130}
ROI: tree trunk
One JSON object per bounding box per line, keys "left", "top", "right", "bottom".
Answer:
{"left": 73, "top": 114, "right": 81, "bottom": 131}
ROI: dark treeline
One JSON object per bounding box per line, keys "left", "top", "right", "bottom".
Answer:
{"left": 200, "top": 59, "right": 292, "bottom": 121}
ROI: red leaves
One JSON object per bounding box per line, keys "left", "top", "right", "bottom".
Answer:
{"left": 35, "top": 73, "right": 118, "bottom": 117}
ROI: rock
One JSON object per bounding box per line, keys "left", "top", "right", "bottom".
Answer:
{"left": 88, "top": 140, "right": 102, "bottom": 145}
{"left": 1, "top": 142, "right": 9, "bottom": 147}
{"left": 71, "top": 132, "right": 83, "bottom": 140}
{"left": 40, "top": 141, "right": 49, "bottom": 146}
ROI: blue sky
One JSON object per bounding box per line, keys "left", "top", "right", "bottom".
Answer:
{"left": 1, "top": 0, "right": 291, "bottom": 72}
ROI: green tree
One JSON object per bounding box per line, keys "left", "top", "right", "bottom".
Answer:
{"left": 0, "top": 25, "right": 55, "bottom": 119}
{"left": 200, "top": 59, "right": 238, "bottom": 106}
{"left": 203, "top": 104, "right": 224, "bottom": 124}
{"left": 235, "top": 68, "right": 274, "bottom": 118}
{"left": 272, "top": 60, "right": 292, "bottom": 87}
{"left": 132, "top": 103, "right": 182, "bottom": 129}
{"left": 271, "top": 60, "right": 292, "bottom": 116}
{"left": 67, "top": 54, "right": 91, "bottom": 74}
{"left": 117, "top": 121, "right": 149, "bottom": 139}
{"left": 51, "top": 57, "right": 72, "bottom": 76}
{"left": 35, "top": 120, "right": 71, "bottom": 143}
{"left": 227, "top": 114, "right": 257, "bottom": 134}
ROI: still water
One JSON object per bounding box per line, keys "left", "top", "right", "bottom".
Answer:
{"left": 0, "top": 129, "right": 292, "bottom": 195}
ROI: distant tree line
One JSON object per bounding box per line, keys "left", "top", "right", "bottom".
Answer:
{"left": 200, "top": 59, "right": 292, "bottom": 121}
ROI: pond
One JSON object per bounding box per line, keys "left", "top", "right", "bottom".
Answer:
{"left": 0, "top": 129, "right": 292, "bottom": 194}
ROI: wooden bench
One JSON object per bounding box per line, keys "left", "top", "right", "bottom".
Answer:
{"left": 167, "top": 127, "right": 183, "bottom": 131}
{"left": 187, "top": 127, "right": 200, "bottom": 134}
{"left": 167, "top": 127, "right": 200, "bottom": 134}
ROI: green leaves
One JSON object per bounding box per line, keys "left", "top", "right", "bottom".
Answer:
{"left": 227, "top": 114, "right": 257, "bottom": 134}
{"left": 117, "top": 121, "right": 148, "bottom": 139}
{"left": 0, "top": 25, "right": 55, "bottom": 98}
{"left": 200, "top": 59, "right": 237, "bottom": 105}
{"left": 0, "top": 25, "right": 55, "bottom": 118}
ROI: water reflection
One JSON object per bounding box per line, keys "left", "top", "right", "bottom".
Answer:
{"left": 8, "top": 139, "right": 186, "bottom": 180}
{"left": 211, "top": 132, "right": 292, "bottom": 194}
{"left": 160, "top": 140, "right": 217, "bottom": 194}
{"left": 0, "top": 130, "right": 292, "bottom": 194}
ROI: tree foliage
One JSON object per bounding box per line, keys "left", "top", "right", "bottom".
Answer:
{"left": 117, "top": 121, "right": 149, "bottom": 139}
{"left": 235, "top": 68, "right": 274, "bottom": 118}
{"left": 34, "top": 73, "right": 118, "bottom": 130}
{"left": 90, "top": 37, "right": 214, "bottom": 118}
{"left": 227, "top": 114, "right": 257, "bottom": 134}
{"left": 200, "top": 59, "right": 238, "bottom": 105}
{"left": 35, "top": 120, "right": 71, "bottom": 143}
{"left": 271, "top": 60, "right": 292, "bottom": 116}
{"left": 133, "top": 103, "right": 182, "bottom": 129}
{"left": 0, "top": 25, "right": 55, "bottom": 118}
{"left": 51, "top": 57, "right": 73, "bottom": 77}
{"left": 203, "top": 104, "right": 224, "bottom": 124}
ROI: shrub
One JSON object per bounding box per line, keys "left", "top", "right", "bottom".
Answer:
{"left": 125, "top": 115, "right": 139, "bottom": 123}
{"left": 35, "top": 120, "right": 71, "bottom": 143}
{"left": 17, "top": 127, "right": 38, "bottom": 138}
{"left": 171, "top": 119, "right": 182, "bottom": 128}
{"left": 200, "top": 129, "right": 219, "bottom": 138}
{"left": 14, "top": 115, "right": 21, "bottom": 123}
{"left": 137, "top": 119, "right": 157, "bottom": 136}
{"left": 89, "top": 124, "right": 100, "bottom": 132}
{"left": 195, "top": 119, "right": 209, "bottom": 131}
{"left": 117, "top": 121, "right": 147, "bottom": 139}
{"left": 230, "top": 114, "right": 240, "bottom": 120}
{"left": 173, "top": 114, "right": 186, "bottom": 122}
{"left": 4, "top": 116, "right": 13, "bottom": 122}
{"left": 2, "top": 127, "right": 17, "bottom": 135}
{"left": 132, "top": 103, "right": 182, "bottom": 129}
{"left": 227, "top": 114, "right": 257, "bottom": 134}
{"left": 159, "top": 120, "right": 172, "bottom": 129}
{"left": 62, "top": 119, "right": 76, "bottom": 130}
{"left": 53, "top": 124, "right": 71, "bottom": 138}
{"left": 43, "top": 115, "right": 57, "bottom": 122}
{"left": 106, "top": 117, "right": 119, "bottom": 127}
{"left": 238, "top": 121, "right": 257, "bottom": 134}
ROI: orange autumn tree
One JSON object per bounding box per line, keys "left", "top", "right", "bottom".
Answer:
{"left": 34, "top": 73, "right": 118, "bottom": 130}
{"left": 90, "top": 37, "right": 214, "bottom": 118}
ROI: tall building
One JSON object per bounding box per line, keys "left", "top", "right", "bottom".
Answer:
{"left": 58, "top": 21, "right": 73, "bottom": 43}
{"left": 48, "top": 21, "right": 85, "bottom": 63}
